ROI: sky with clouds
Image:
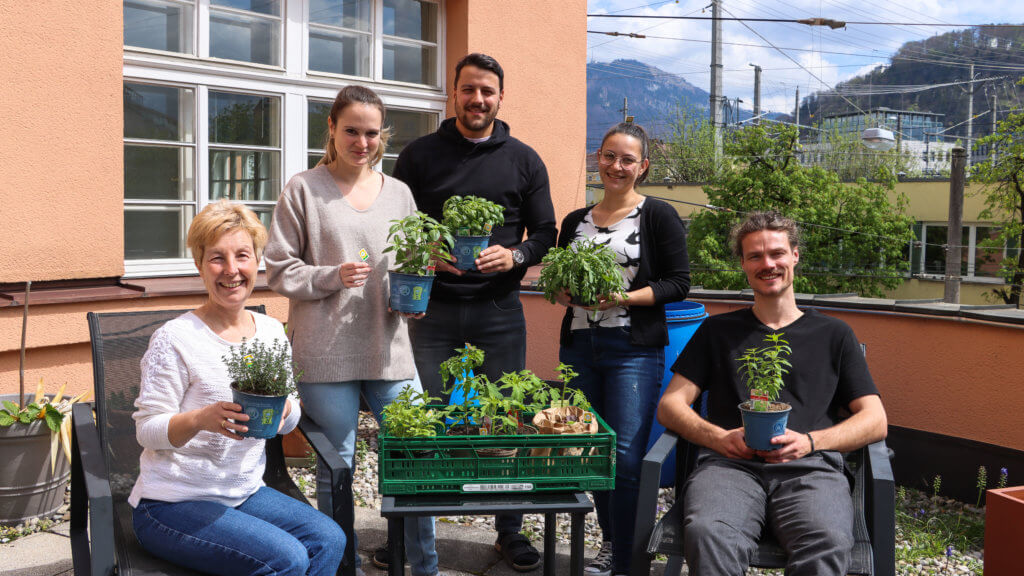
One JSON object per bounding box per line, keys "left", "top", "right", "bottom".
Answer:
{"left": 587, "top": 0, "right": 1023, "bottom": 115}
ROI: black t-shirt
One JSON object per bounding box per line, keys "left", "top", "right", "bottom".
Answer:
{"left": 671, "top": 308, "right": 879, "bottom": 433}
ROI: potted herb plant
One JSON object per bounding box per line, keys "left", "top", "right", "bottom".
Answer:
{"left": 223, "top": 338, "right": 299, "bottom": 439}
{"left": 383, "top": 211, "right": 454, "bottom": 314}
{"left": 537, "top": 238, "right": 624, "bottom": 309}
{"left": 381, "top": 386, "right": 443, "bottom": 459}
{"left": 735, "top": 332, "right": 793, "bottom": 451}
{"left": 531, "top": 364, "right": 596, "bottom": 457}
{"left": 441, "top": 195, "right": 505, "bottom": 271}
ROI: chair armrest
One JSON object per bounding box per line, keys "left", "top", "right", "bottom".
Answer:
{"left": 70, "top": 402, "right": 115, "bottom": 576}
{"left": 297, "top": 413, "right": 356, "bottom": 576}
{"left": 629, "top": 430, "right": 680, "bottom": 576}
{"left": 865, "top": 439, "right": 895, "bottom": 576}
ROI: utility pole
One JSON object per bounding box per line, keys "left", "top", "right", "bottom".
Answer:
{"left": 794, "top": 87, "right": 800, "bottom": 145}
{"left": 619, "top": 97, "right": 630, "bottom": 123}
{"left": 963, "top": 63, "right": 975, "bottom": 172}
{"left": 944, "top": 147, "right": 966, "bottom": 304}
{"left": 710, "top": 0, "right": 723, "bottom": 163}
{"left": 751, "top": 64, "right": 762, "bottom": 125}
{"left": 991, "top": 92, "right": 998, "bottom": 163}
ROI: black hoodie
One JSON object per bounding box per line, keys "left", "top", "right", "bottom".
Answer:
{"left": 392, "top": 117, "right": 557, "bottom": 301}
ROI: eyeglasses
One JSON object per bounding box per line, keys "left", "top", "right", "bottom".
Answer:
{"left": 598, "top": 150, "right": 640, "bottom": 169}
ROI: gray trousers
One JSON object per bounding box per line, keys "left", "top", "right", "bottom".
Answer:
{"left": 682, "top": 450, "right": 854, "bottom": 576}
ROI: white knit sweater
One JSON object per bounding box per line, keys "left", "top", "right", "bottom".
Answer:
{"left": 128, "top": 311, "right": 300, "bottom": 508}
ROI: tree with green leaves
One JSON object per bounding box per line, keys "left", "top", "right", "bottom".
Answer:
{"left": 689, "top": 123, "right": 916, "bottom": 297}
{"left": 647, "top": 110, "right": 720, "bottom": 183}
{"left": 971, "top": 79, "right": 1024, "bottom": 307}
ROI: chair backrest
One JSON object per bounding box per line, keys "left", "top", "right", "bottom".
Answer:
{"left": 86, "top": 306, "right": 266, "bottom": 503}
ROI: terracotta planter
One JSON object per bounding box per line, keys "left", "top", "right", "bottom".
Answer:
{"left": 282, "top": 428, "right": 312, "bottom": 459}
{"left": 984, "top": 486, "right": 1024, "bottom": 575}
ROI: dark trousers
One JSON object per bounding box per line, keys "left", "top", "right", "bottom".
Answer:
{"left": 682, "top": 450, "right": 855, "bottom": 576}
{"left": 408, "top": 290, "right": 527, "bottom": 535}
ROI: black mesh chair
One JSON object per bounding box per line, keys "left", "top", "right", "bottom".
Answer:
{"left": 629, "top": 392, "right": 895, "bottom": 576}
{"left": 71, "top": 308, "right": 356, "bottom": 576}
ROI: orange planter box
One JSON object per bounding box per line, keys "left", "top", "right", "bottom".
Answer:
{"left": 984, "top": 486, "right": 1024, "bottom": 576}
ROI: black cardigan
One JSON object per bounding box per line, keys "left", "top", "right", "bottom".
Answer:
{"left": 557, "top": 197, "right": 691, "bottom": 348}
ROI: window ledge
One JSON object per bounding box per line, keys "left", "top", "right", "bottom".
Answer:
{"left": 0, "top": 273, "right": 272, "bottom": 307}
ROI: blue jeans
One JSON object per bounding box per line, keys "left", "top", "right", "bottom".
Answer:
{"left": 299, "top": 376, "right": 439, "bottom": 576}
{"left": 133, "top": 486, "right": 344, "bottom": 576}
{"left": 560, "top": 326, "right": 663, "bottom": 573}
{"left": 408, "top": 291, "right": 527, "bottom": 536}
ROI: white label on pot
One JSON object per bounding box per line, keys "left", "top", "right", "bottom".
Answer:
{"left": 463, "top": 483, "right": 534, "bottom": 492}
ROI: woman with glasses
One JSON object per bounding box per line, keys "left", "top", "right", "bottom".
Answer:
{"left": 554, "top": 122, "right": 690, "bottom": 576}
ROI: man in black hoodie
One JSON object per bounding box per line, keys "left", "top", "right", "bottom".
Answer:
{"left": 391, "top": 53, "right": 557, "bottom": 572}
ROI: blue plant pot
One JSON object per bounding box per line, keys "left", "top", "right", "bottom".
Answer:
{"left": 389, "top": 271, "right": 434, "bottom": 314}
{"left": 230, "top": 386, "right": 288, "bottom": 439}
{"left": 451, "top": 235, "right": 491, "bottom": 270}
{"left": 738, "top": 401, "right": 792, "bottom": 451}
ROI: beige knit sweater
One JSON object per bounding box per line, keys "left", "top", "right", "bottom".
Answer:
{"left": 265, "top": 166, "right": 417, "bottom": 383}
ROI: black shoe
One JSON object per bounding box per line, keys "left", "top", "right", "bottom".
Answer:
{"left": 585, "top": 540, "right": 613, "bottom": 576}
{"left": 371, "top": 542, "right": 405, "bottom": 570}
{"left": 495, "top": 532, "right": 542, "bottom": 572}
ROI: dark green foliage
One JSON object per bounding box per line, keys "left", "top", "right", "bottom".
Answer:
{"left": 0, "top": 400, "right": 63, "bottom": 431}
{"left": 971, "top": 80, "right": 1024, "bottom": 306}
{"left": 537, "top": 238, "right": 623, "bottom": 306}
{"left": 648, "top": 110, "right": 719, "bottom": 183}
{"left": 689, "top": 123, "right": 916, "bottom": 297}
{"left": 223, "top": 338, "right": 299, "bottom": 397}
{"left": 383, "top": 211, "right": 455, "bottom": 276}
{"left": 442, "top": 195, "right": 505, "bottom": 236}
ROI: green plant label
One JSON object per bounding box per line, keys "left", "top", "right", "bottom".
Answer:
{"left": 483, "top": 223, "right": 492, "bottom": 233}
{"left": 412, "top": 286, "right": 423, "bottom": 300}
{"left": 473, "top": 246, "right": 482, "bottom": 257}
{"left": 262, "top": 408, "right": 274, "bottom": 425}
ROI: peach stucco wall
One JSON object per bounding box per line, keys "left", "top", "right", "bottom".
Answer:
{"left": 444, "top": 0, "right": 588, "bottom": 222}
{"left": 521, "top": 295, "right": 1024, "bottom": 452}
{"left": 0, "top": 3, "right": 123, "bottom": 282}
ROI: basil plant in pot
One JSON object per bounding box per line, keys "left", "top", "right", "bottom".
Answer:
{"left": 441, "top": 195, "right": 505, "bottom": 271}
{"left": 736, "top": 332, "right": 793, "bottom": 451}
{"left": 383, "top": 211, "right": 454, "bottom": 314}
{"left": 537, "top": 238, "right": 625, "bottom": 316}
{"left": 381, "top": 385, "right": 444, "bottom": 458}
{"left": 223, "top": 338, "right": 299, "bottom": 439}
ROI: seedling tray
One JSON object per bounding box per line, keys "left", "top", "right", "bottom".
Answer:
{"left": 378, "top": 408, "right": 616, "bottom": 495}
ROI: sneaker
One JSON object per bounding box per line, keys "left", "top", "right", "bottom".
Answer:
{"left": 585, "top": 540, "right": 613, "bottom": 576}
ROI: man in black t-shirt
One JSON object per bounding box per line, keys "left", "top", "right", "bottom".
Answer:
{"left": 656, "top": 211, "right": 888, "bottom": 576}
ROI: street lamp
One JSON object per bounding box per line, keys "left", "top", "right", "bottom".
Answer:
{"left": 861, "top": 127, "right": 896, "bottom": 151}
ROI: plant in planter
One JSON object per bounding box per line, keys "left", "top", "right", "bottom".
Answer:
{"left": 735, "top": 332, "right": 793, "bottom": 450}
{"left": 439, "top": 344, "right": 486, "bottom": 430}
{"left": 537, "top": 238, "right": 624, "bottom": 310}
{"left": 441, "top": 195, "right": 505, "bottom": 271}
{"left": 1, "top": 281, "right": 88, "bottom": 525}
{"left": 381, "top": 386, "right": 443, "bottom": 438}
{"left": 383, "top": 211, "right": 454, "bottom": 313}
{"left": 531, "top": 364, "right": 596, "bottom": 456}
{"left": 223, "top": 338, "right": 300, "bottom": 439}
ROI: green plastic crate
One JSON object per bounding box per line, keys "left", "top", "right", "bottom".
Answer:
{"left": 378, "top": 408, "right": 616, "bottom": 495}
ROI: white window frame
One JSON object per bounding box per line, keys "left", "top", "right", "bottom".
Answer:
{"left": 916, "top": 222, "right": 1008, "bottom": 283}
{"left": 123, "top": 0, "right": 447, "bottom": 277}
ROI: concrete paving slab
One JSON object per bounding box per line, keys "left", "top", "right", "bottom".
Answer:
{"left": 0, "top": 530, "right": 72, "bottom": 576}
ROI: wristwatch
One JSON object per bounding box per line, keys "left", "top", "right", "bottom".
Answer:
{"left": 510, "top": 247, "right": 526, "bottom": 266}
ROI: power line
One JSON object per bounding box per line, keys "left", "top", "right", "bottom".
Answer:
{"left": 587, "top": 13, "right": 1019, "bottom": 27}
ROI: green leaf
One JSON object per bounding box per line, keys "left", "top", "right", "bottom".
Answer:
{"left": 2, "top": 400, "right": 20, "bottom": 414}
{"left": 0, "top": 413, "right": 15, "bottom": 426}
{"left": 44, "top": 405, "right": 64, "bottom": 432}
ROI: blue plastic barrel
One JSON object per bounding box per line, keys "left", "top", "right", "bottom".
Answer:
{"left": 648, "top": 301, "right": 708, "bottom": 486}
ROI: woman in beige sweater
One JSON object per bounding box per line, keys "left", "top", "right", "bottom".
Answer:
{"left": 265, "top": 86, "right": 442, "bottom": 576}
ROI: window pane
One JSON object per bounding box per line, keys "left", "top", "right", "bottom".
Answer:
{"left": 124, "top": 83, "right": 195, "bottom": 142}
{"left": 209, "top": 91, "right": 280, "bottom": 146}
{"left": 124, "top": 205, "right": 195, "bottom": 260}
{"left": 251, "top": 206, "right": 275, "bottom": 232}
{"left": 381, "top": 157, "right": 396, "bottom": 176}
{"left": 125, "top": 145, "right": 195, "bottom": 200}
{"left": 383, "top": 0, "right": 436, "bottom": 42}
{"left": 975, "top": 226, "right": 1004, "bottom": 278}
{"left": 309, "top": 28, "right": 371, "bottom": 76}
{"left": 124, "top": 0, "right": 194, "bottom": 54}
{"left": 210, "top": 10, "right": 280, "bottom": 65}
{"left": 309, "top": 154, "right": 323, "bottom": 169}
{"left": 308, "top": 100, "right": 332, "bottom": 149}
{"left": 210, "top": 0, "right": 281, "bottom": 16}
{"left": 923, "top": 225, "right": 947, "bottom": 275}
{"left": 209, "top": 149, "right": 281, "bottom": 201}
{"left": 383, "top": 41, "right": 436, "bottom": 85}
{"left": 309, "top": 0, "right": 371, "bottom": 31}
{"left": 388, "top": 109, "right": 436, "bottom": 153}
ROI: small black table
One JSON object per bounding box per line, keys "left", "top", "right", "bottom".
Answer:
{"left": 380, "top": 491, "right": 594, "bottom": 576}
